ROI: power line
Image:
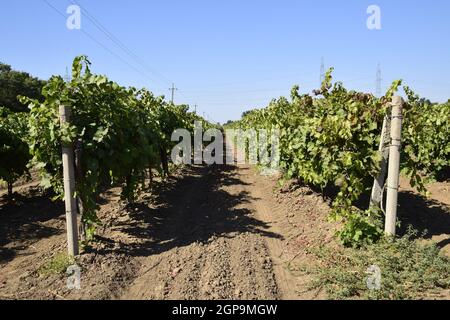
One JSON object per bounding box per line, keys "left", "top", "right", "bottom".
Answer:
{"left": 183, "top": 70, "right": 318, "bottom": 89}
{"left": 42, "top": 0, "right": 165, "bottom": 88}
{"left": 66, "top": 0, "right": 174, "bottom": 88}
{"left": 67, "top": 0, "right": 199, "bottom": 105}
{"left": 181, "top": 75, "right": 373, "bottom": 97}
{"left": 44, "top": 0, "right": 198, "bottom": 105}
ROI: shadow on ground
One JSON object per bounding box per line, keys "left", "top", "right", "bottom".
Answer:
{"left": 397, "top": 191, "right": 450, "bottom": 248}
{"left": 96, "top": 164, "right": 282, "bottom": 257}
{"left": 287, "top": 178, "right": 449, "bottom": 249}
{"left": 0, "top": 190, "right": 64, "bottom": 264}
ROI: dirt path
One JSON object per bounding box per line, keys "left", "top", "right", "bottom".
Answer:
{"left": 1, "top": 161, "right": 448, "bottom": 300}
{"left": 120, "top": 164, "right": 280, "bottom": 300}
{"left": 120, "top": 162, "right": 334, "bottom": 300}
{"left": 0, "top": 164, "right": 286, "bottom": 300}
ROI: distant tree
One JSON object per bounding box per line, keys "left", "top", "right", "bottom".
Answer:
{"left": 419, "top": 98, "right": 432, "bottom": 105}
{"left": 0, "top": 63, "right": 46, "bottom": 112}
{"left": 241, "top": 110, "right": 254, "bottom": 118}
{"left": 223, "top": 120, "right": 235, "bottom": 126}
{"left": 0, "top": 107, "right": 31, "bottom": 199}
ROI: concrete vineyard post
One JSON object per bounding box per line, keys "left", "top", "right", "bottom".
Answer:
{"left": 370, "top": 110, "right": 391, "bottom": 208}
{"left": 384, "top": 96, "right": 404, "bottom": 236}
{"left": 59, "top": 105, "right": 79, "bottom": 256}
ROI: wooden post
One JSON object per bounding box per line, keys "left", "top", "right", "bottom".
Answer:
{"left": 384, "top": 96, "right": 404, "bottom": 236}
{"left": 370, "top": 110, "right": 391, "bottom": 208}
{"left": 59, "top": 105, "right": 79, "bottom": 256}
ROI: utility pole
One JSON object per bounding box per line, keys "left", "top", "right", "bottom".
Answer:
{"left": 64, "top": 66, "right": 71, "bottom": 83}
{"left": 320, "top": 57, "right": 325, "bottom": 85}
{"left": 376, "top": 63, "right": 382, "bottom": 97}
{"left": 169, "top": 83, "right": 178, "bottom": 104}
{"left": 194, "top": 104, "right": 197, "bottom": 114}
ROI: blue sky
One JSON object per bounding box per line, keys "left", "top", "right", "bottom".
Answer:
{"left": 1, "top": 0, "right": 449, "bottom": 123}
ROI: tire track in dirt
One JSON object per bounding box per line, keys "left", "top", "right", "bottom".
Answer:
{"left": 236, "top": 165, "right": 331, "bottom": 299}
{"left": 120, "top": 164, "right": 279, "bottom": 300}
{"left": 236, "top": 165, "right": 300, "bottom": 299}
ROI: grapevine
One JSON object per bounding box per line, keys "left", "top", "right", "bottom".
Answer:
{"left": 19, "top": 56, "right": 205, "bottom": 240}
{"left": 233, "top": 69, "right": 450, "bottom": 246}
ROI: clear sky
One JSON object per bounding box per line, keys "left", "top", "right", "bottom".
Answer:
{"left": 1, "top": 0, "right": 449, "bottom": 123}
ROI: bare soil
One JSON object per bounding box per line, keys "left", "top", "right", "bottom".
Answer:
{"left": 0, "top": 164, "right": 448, "bottom": 300}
